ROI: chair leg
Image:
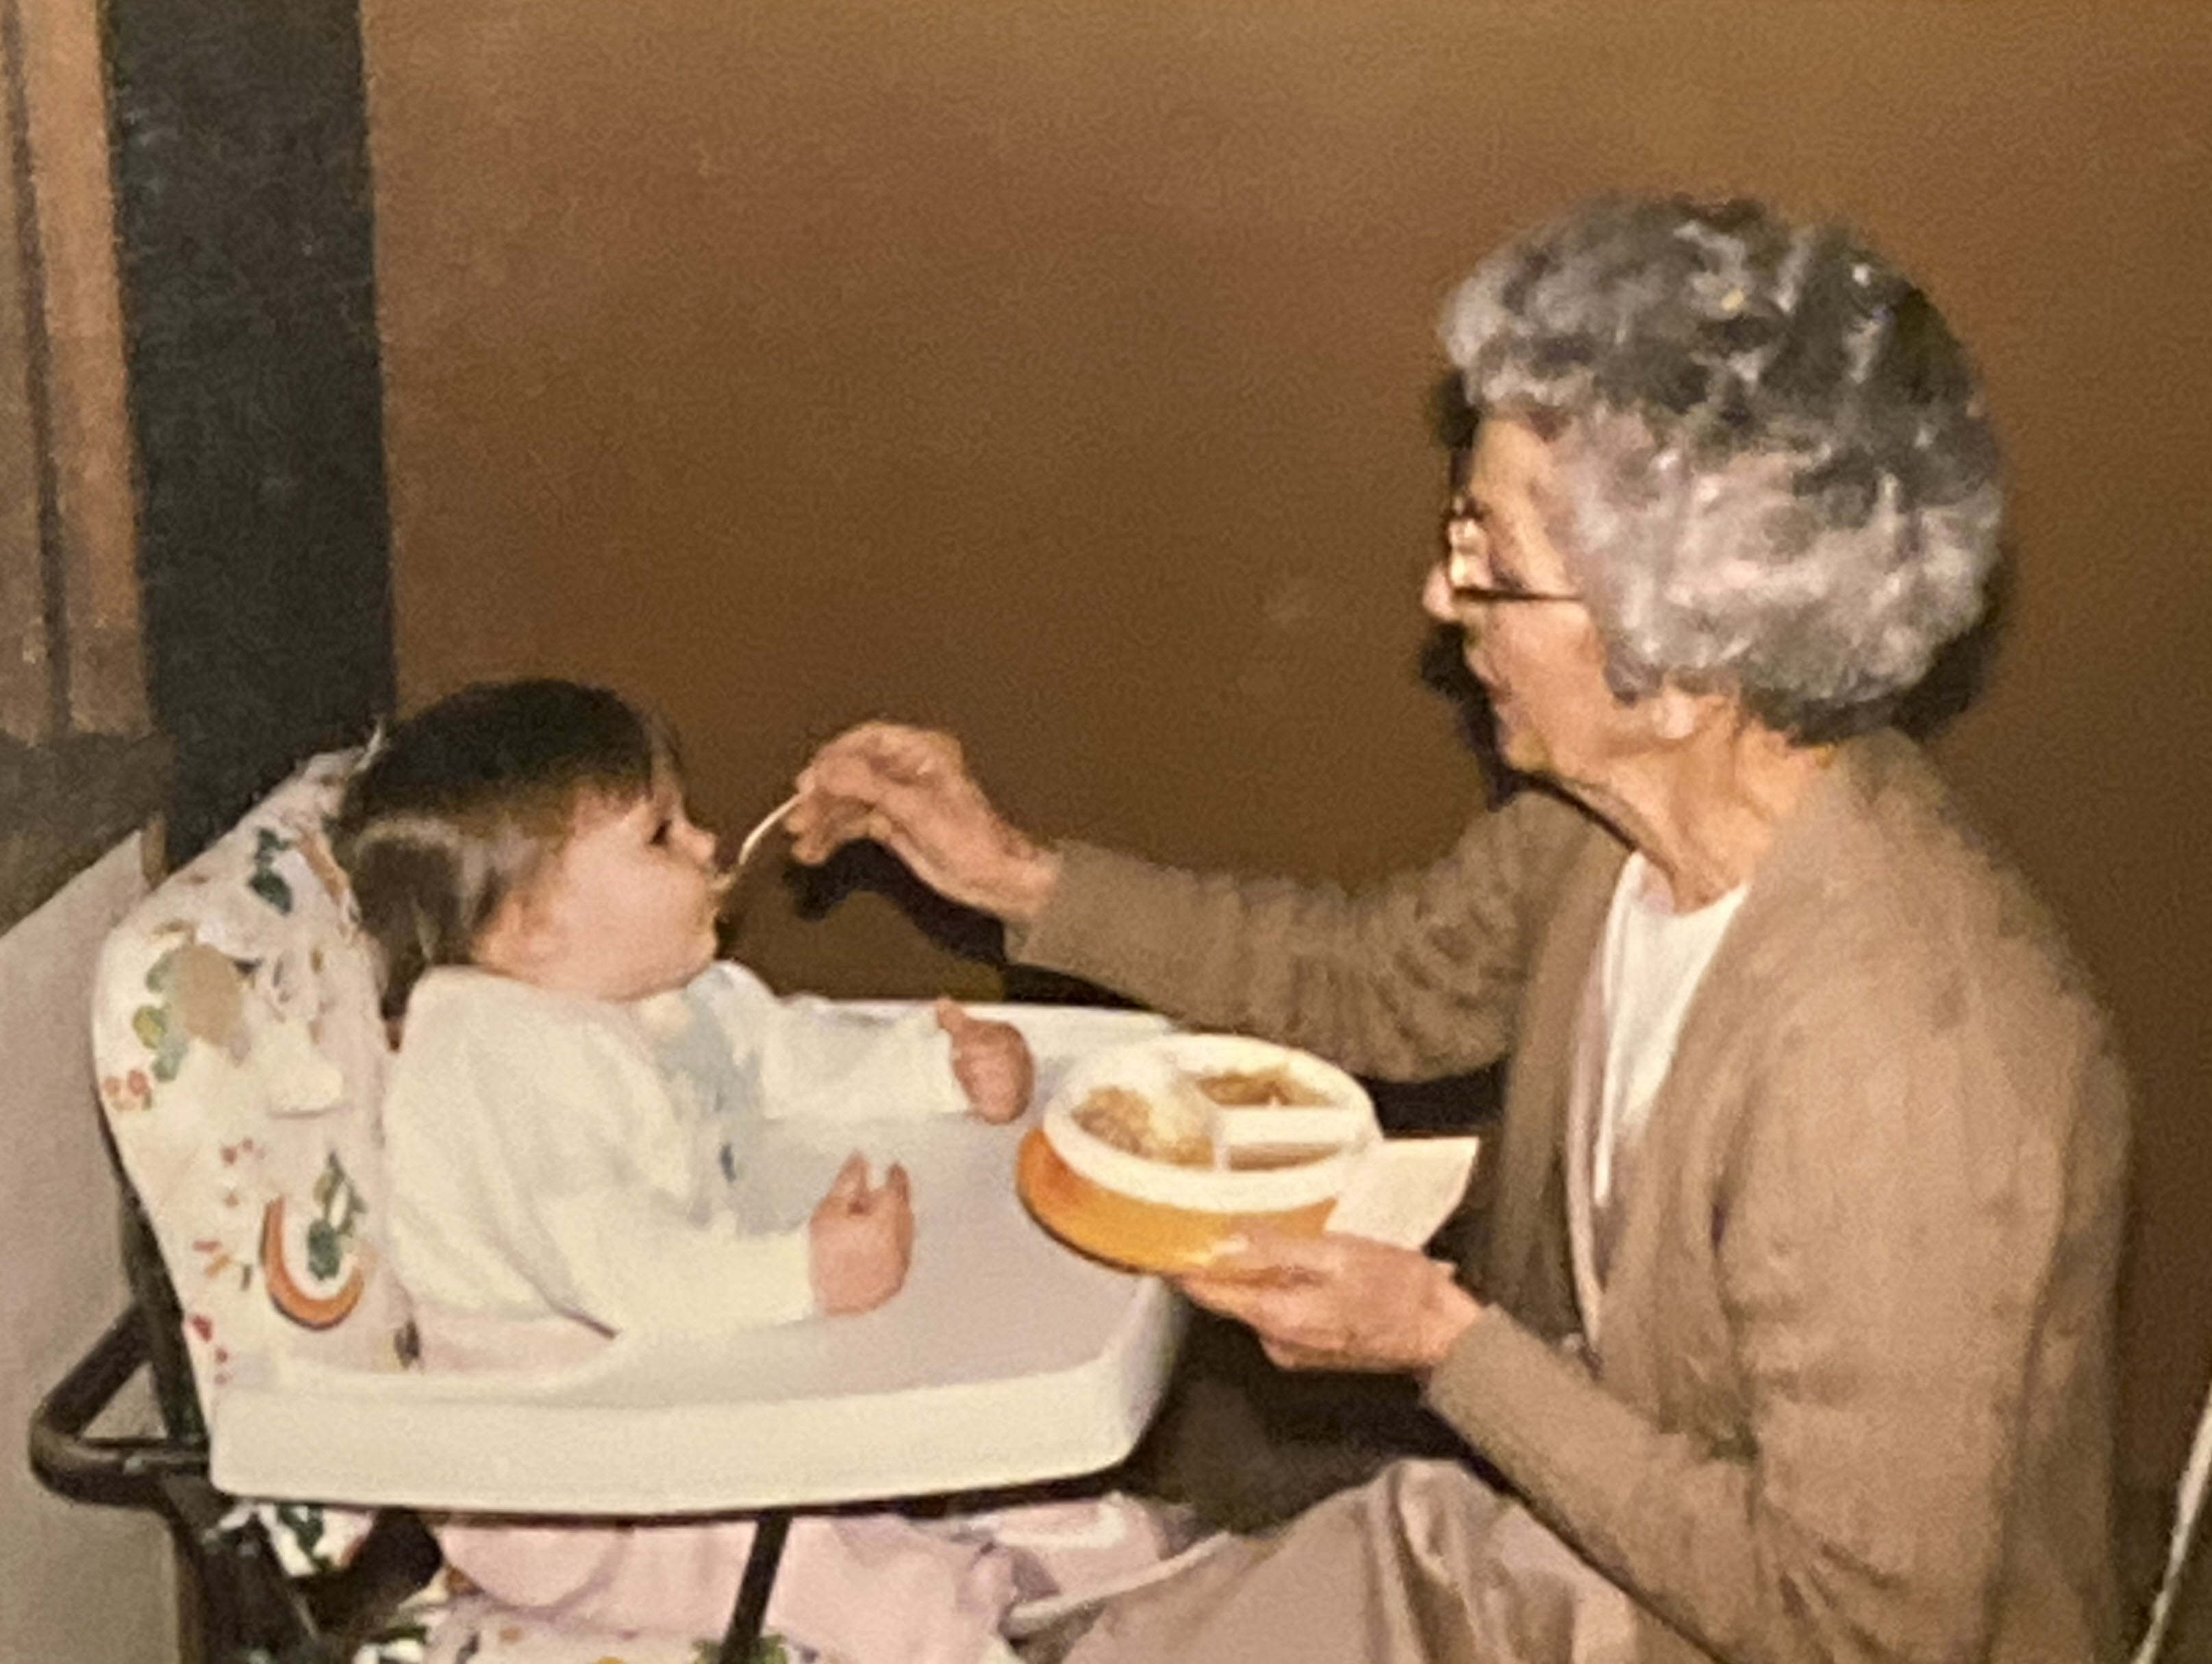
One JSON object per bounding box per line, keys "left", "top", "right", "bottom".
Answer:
{"left": 164, "top": 1502, "right": 331, "bottom": 1664}
{"left": 715, "top": 1511, "right": 792, "bottom": 1664}
{"left": 175, "top": 1539, "right": 207, "bottom": 1664}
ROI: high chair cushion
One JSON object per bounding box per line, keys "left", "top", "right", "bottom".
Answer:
{"left": 92, "top": 750, "right": 414, "bottom": 1400}
{"left": 92, "top": 751, "right": 408, "bottom": 1579}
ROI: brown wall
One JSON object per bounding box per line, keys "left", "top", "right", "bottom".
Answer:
{"left": 362, "top": 1, "right": 2212, "bottom": 1491}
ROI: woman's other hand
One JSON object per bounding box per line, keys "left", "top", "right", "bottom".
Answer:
{"left": 807, "top": 1152, "right": 915, "bottom": 1315}
{"left": 1179, "top": 1228, "right": 1482, "bottom": 1374}
{"left": 787, "top": 724, "right": 1063, "bottom": 924}
{"left": 936, "top": 997, "right": 1034, "bottom": 1124}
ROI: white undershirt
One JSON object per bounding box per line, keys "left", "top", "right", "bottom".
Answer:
{"left": 1594, "top": 853, "right": 1747, "bottom": 1219}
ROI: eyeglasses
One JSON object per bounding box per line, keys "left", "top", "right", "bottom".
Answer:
{"left": 1437, "top": 502, "right": 1582, "bottom": 607}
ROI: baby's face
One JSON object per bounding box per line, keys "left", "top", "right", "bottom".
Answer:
{"left": 499, "top": 774, "right": 728, "bottom": 1002}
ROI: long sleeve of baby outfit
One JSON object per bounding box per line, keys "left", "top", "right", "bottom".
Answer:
{"left": 385, "top": 968, "right": 818, "bottom": 1344}
{"left": 695, "top": 962, "right": 971, "bottom": 1123}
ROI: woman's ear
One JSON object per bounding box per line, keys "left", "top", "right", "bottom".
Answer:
{"left": 1648, "top": 683, "right": 1707, "bottom": 743}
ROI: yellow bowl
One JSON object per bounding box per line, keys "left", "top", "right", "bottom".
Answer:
{"left": 1017, "top": 1129, "right": 1335, "bottom": 1276}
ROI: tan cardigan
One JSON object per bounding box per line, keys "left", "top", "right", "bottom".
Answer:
{"left": 1014, "top": 732, "right": 2128, "bottom": 1664}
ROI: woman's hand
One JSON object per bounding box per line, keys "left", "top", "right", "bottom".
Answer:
{"left": 787, "top": 724, "right": 1063, "bottom": 925}
{"left": 807, "top": 1152, "right": 914, "bottom": 1315}
{"left": 936, "top": 997, "right": 1034, "bottom": 1124}
{"left": 1179, "top": 1228, "right": 1482, "bottom": 1374}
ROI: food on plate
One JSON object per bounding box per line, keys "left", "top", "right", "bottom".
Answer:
{"left": 1192, "top": 1064, "right": 1333, "bottom": 1108}
{"left": 1071, "top": 1085, "right": 1213, "bottom": 1168}
{"left": 1069, "top": 1074, "right": 1348, "bottom": 1174}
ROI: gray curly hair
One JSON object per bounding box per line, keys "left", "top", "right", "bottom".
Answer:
{"left": 1442, "top": 195, "right": 2002, "bottom": 743}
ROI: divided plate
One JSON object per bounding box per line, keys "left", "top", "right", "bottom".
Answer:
{"left": 1019, "top": 1033, "right": 1379, "bottom": 1273}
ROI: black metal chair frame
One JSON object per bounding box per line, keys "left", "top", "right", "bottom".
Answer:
{"left": 30, "top": 1156, "right": 791, "bottom": 1664}
{"left": 30, "top": 1170, "right": 433, "bottom": 1663}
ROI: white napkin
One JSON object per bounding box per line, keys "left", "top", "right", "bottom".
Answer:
{"left": 1324, "top": 1137, "right": 1481, "bottom": 1249}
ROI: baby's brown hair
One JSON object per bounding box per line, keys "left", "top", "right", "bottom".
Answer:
{"left": 332, "top": 679, "right": 673, "bottom": 1022}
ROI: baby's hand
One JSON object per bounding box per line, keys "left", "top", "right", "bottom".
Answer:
{"left": 936, "top": 998, "right": 1034, "bottom": 1124}
{"left": 808, "top": 1153, "right": 914, "bottom": 1315}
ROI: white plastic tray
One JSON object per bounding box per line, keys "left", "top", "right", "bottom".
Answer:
{"left": 210, "top": 1005, "right": 1186, "bottom": 1515}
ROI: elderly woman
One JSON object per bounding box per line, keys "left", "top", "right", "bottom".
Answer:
{"left": 785, "top": 197, "right": 2128, "bottom": 1664}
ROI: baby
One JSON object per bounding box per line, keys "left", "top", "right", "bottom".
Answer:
{"left": 336, "top": 679, "right": 1155, "bottom": 1664}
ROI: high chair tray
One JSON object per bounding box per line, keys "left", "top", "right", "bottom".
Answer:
{"left": 210, "top": 1005, "right": 1188, "bottom": 1515}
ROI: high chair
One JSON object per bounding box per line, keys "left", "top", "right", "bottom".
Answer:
{"left": 31, "top": 750, "right": 775, "bottom": 1663}
{"left": 30, "top": 751, "right": 1184, "bottom": 1664}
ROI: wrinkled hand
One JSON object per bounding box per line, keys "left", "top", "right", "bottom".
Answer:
{"left": 808, "top": 1152, "right": 914, "bottom": 1315}
{"left": 787, "top": 724, "right": 1062, "bottom": 924}
{"left": 1178, "top": 1228, "right": 1481, "bottom": 1374}
{"left": 937, "top": 997, "right": 1034, "bottom": 1124}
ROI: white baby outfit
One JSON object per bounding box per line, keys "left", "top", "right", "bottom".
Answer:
{"left": 386, "top": 963, "right": 968, "bottom": 1359}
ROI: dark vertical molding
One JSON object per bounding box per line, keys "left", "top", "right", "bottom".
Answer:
{"left": 101, "top": 0, "right": 394, "bottom": 863}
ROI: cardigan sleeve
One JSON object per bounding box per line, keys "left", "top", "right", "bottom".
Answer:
{"left": 386, "top": 975, "right": 817, "bottom": 1339}
{"left": 1007, "top": 786, "right": 1598, "bottom": 1083}
{"left": 1424, "top": 964, "right": 2126, "bottom": 1664}
{"left": 694, "top": 963, "right": 968, "bottom": 1123}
